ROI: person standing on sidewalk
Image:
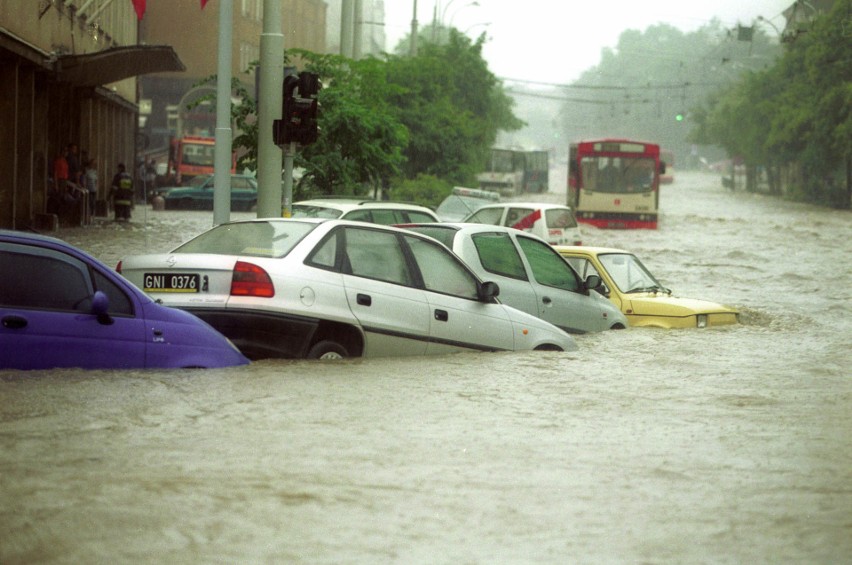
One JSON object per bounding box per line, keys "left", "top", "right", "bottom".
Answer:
{"left": 83, "top": 157, "right": 99, "bottom": 220}
{"left": 110, "top": 163, "right": 133, "bottom": 221}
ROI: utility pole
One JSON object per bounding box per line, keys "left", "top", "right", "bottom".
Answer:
{"left": 341, "top": 0, "right": 354, "bottom": 57}
{"left": 256, "top": 0, "right": 284, "bottom": 218}
{"left": 353, "top": 0, "right": 363, "bottom": 59}
{"left": 212, "top": 0, "right": 233, "bottom": 226}
{"left": 410, "top": 0, "right": 418, "bottom": 56}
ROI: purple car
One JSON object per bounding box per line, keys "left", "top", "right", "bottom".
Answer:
{"left": 0, "top": 230, "right": 249, "bottom": 370}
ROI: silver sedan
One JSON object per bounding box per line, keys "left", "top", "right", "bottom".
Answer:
{"left": 117, "top": 218, "right": 578, "bottom": 359}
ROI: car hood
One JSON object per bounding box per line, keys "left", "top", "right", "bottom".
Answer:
{"left": 623, "top": 294, "right": 738, "bottom": 317}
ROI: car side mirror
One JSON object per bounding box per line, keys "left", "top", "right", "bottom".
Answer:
{"left": 478, "top": 281, "right": 500, "bottom": 301}
{"left": 584, "top": 274, "right": 602, "bottom": 291}
{"left": 584, "top": 275, "right": 610, "bottom": 298}
{"left": 91, "top": 290, "right": 114, "bottom": 325}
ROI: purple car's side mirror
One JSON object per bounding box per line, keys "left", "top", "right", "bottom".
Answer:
{"left": 91, "top": 291, "right": 113, "bottom": 325}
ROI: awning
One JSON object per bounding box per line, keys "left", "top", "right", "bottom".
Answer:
{"left": 57, "top": 45, "right": 185, "bottom": 87}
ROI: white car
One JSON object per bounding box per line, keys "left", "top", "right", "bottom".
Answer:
{"left": 435, "top": 186, "right": 500, "bottom": 222}
{"left": 117, "top": 219, "right": 578, "bottom": 360}
{"left": 461, "top": 202, "right": 583, "bottom": 246}
{"left": 290, "top": 199, "right": 440, "bottom": 224}
{"left": 401, "top": 224, "right": 628, "bottom": 334}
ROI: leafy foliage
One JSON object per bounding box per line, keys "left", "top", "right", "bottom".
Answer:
{"left": 198, "top": 33, "right": 522, "bottom": 204}
{"left": 695, "top": 0, "right": 851, "bottom": 207}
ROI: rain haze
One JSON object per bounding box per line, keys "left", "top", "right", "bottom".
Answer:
{"left": 383, "top": 0, "right": 794, "bottom": 83}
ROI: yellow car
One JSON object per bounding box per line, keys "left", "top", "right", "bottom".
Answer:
{"left": 555, "top": 246, "right": 739, "bottom": 328}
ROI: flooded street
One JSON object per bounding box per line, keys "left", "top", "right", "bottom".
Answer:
{"left": 1, "top": 171, "right": 850, "bottom": 563}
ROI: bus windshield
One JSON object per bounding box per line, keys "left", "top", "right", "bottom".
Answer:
{"left": 181, "top": 143, "right": 215, "bottom": 167}
{"left": 581, "top": 156, "right": 655, "bottom": 193}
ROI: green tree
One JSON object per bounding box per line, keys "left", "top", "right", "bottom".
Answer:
{"left": 385, "top": 30, "right": 524, "bottom": 184}
{"left": 561, "top": 22, "right": 780, "bottom": 167}
{"left": 288, "top": 51, "right": 409, "bottom": 196}
{"left": 693, "top": 0, "right": 851, "bottom": 207}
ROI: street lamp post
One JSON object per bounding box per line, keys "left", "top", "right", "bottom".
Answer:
{"left": 448, "top": 1, "right": 478, "bottom": 28}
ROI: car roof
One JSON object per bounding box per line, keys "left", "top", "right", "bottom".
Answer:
{"left": 211, "top": 216, "right": 437, "bottom": 233}
{"left": 474, "top": 202, "right": 574, "bottom": 211}
{"left": 294, "top": 199, "right": 435, "bottom": 212}
{"left": 0, "top": 229, "right": 65, "bottom": 245}
{"left": 553, "top": 245, "right": 629, "bottom": 255}
{"left": 399, "top": 222, "right": 549, "bottom": 241}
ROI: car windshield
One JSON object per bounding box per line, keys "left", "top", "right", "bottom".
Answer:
{"left": 188, "top": 175, "right": 212, "bottom": 188}
{"left": 291, "top": 204, "right": 344, "bottom": 219}
{"left": 404, "top": 225, "right": 459, "bottom": 248}
{"left": 436, "top": 195, "right": 491, "bottom": 219}
{"left": 544, "top": 208, "right": 578, "bottom": 229}
{"left": 173, "top": 221, "right": 317, "bottom": 258}
{"left": 598, "top": 253, "right": 666, "bottom": 293}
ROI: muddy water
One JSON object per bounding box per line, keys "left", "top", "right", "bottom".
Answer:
{"left": 1, "top": 172, "right": 850, "bottom": 563}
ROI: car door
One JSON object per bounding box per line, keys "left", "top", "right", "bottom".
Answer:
{"left": 338, "top": 226, "right": 431, "bottom": 356}
{"left": 0, "top": 242, "right": 147, "bottom": 370}
{"left": 459, "top": 231, "right": 539, "bottom": 317}
{"left": 402, "top": 234, "right": 514, "bottom": 354}
{"left": 230, "top": 176, "right": 257, "bottom": 210}
{"left": 514, "top": 235, "right": 609, "bottom": 333}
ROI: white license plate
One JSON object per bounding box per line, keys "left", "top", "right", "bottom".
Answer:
{"left": 143, "top": 273, "right": 200, "bottom": 293}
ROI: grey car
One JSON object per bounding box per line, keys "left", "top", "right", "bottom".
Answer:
{"left": 402, "top": 223, "right": 629, "bottom": 334}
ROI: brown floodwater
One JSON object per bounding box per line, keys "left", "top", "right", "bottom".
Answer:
{"left": 1, "top": 171, "right": 850, "bottom": 563}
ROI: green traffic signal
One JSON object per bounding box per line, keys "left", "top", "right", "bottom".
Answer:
{"left": 675, "top": 113, "right": 684, "bottom": 122}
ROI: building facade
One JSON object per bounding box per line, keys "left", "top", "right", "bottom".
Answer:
{"left": 0, "top": 0, "right": 179, "bottom": 229}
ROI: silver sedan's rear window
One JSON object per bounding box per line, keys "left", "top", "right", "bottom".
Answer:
{"left": 173, "top": 221, "right": 317, "bottom": 258}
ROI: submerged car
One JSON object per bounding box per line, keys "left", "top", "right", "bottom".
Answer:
{"left": 461, "top": 202, "right": 583, "bottom": 246}
{"left": 291, "top": 199, "right": 440, "bottom": 224}
{"left": 0, "top": 230, "right": 249, "bottom": 370}
{"left": 435, "top": 187, "right": 500, "bottom": 222}
{"left": 555, "top": 246, "right": 739, "bottom": 328}
{"left": 400, "top": 223, "right": 627, "bottom": 334}
{"left": 161, "top": 174, "right": 258, "bottom": 211}
{"left": 117, "top": 219, "right": 577, "bottom": 360}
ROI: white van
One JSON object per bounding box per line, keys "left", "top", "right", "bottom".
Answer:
{"left": 461, "top": 202, "right": 583, "bottom": 246}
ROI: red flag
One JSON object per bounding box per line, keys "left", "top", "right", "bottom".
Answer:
{"left": 131, "top": 0, "right": 145, "bottom": 20}
{"left": 201, "top": 0, "right": 209, "bottom": 8}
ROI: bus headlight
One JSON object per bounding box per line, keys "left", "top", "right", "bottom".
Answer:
{"left": 696, "top": 314, "right": 708, "bottom": 328}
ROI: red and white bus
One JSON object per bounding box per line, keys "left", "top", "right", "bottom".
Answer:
{"left": 567, "top": 139, "right": 665, "bottom": 229}
{"left": 168, "top": 136, "right": 236, "bottom": 185}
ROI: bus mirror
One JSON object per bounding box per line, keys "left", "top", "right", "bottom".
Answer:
{"left": 569, "top": 161, "right": 578, "bottom": 175}
{"left": 659, "top": 162, "right": 667, "bottom": 174}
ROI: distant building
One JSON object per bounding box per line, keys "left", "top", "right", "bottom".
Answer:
{"left": 326, "top": 0, "right": 387, "bottom": 57}
{"left": 138, "top": 0, "right": 327, "bottom": 154}
{"left": 781, "top": 0, "right": 836, "bottom": 42}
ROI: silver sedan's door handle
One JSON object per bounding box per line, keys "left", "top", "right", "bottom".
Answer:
{"left": 542, "top": 296, "right": 552, "bottom": 305}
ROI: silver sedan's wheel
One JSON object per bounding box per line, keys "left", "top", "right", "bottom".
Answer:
{"left": 307, "top": 340, "right": 348, "bottom": 360}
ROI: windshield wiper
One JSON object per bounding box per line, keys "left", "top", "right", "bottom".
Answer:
{"left": 627, "top": 284, "right": 671, "bottom": 294}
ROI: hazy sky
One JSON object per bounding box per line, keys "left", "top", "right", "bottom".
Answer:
{"left": 383, "top": 0, "right": 794, "bottom": 83}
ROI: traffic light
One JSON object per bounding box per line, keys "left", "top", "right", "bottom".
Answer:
{"left": 273, "top": 71, "right": 321, "bottom": 146}
{"left": 675, "top": 112, "right": 685, "bottom": 122}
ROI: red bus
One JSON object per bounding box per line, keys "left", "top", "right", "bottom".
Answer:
{"left": 567, "top": 139, "right": 665, "bottom": 230}
{"left": 168, "top": 136, "right": 236, "bottom": 185}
